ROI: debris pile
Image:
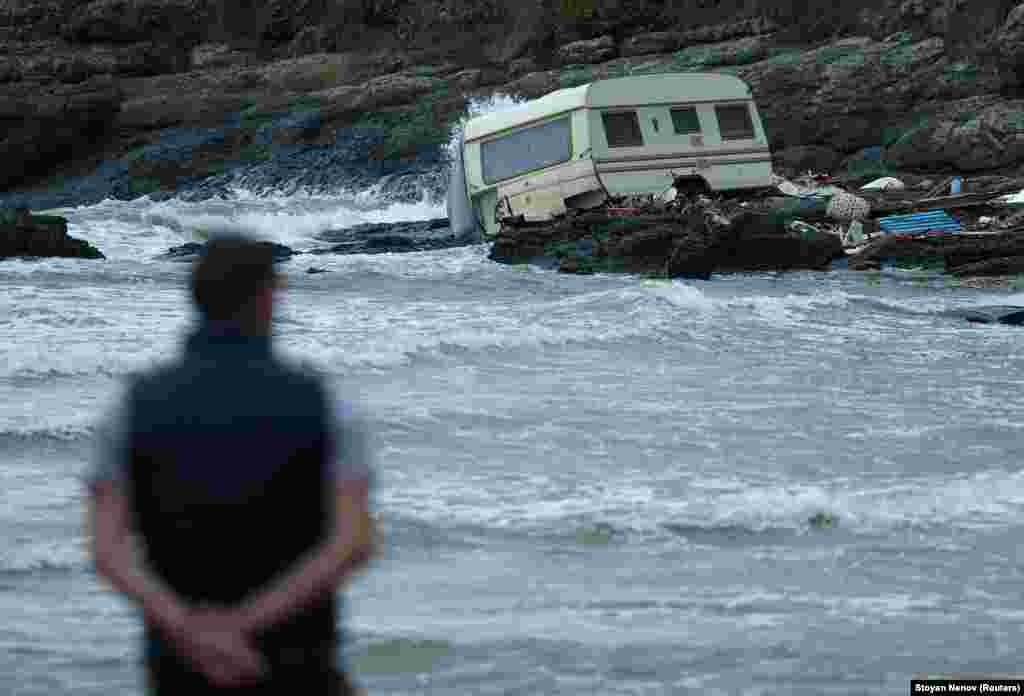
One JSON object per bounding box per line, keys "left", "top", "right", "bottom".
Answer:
{"left": 488, "top": 167, "right": 1024, "bottom": 279}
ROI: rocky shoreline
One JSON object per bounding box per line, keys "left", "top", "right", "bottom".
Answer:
{"left": 5, "top": 2, "right": 1024, "bottom": 207}
{"left": 8, "top": 2, "right": 1024, "bottom": 284}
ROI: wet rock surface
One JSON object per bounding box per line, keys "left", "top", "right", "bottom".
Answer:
{"left": 846, "top": 229, "right": 1024, "bottom": 277}
{"left": 310, "top": 218, "right": 470, "bottom": 256}
{"left": 0, "top": 207, "right": 104, "bottom": 259}
{"left": 157, "top": 240, "right": 297, "bottom": 263}
{"left": 7, "top": 0, "right": 1024, "bottom": 220}
{"left": 154, "top": 217, "right": 472, "bottom": 262}
{"left": 489, "top": 205, "right": 844, "bottom": 278}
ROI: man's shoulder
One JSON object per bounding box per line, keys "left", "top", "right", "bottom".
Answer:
{"left": 119, "top": 360, "right": 182, "bottom": 398}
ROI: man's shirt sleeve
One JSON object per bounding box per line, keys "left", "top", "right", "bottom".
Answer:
{"left": 327, "top": 393, "right": 375, "bottom": 486}
{"left": 85, "top": 396, "right": 131, "bottom": 488}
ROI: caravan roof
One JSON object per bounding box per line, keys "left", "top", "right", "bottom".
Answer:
{"left": 462, "top": 73, "right": 754, "bottom": 143}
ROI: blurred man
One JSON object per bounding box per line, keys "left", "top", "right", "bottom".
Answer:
{"left": 86, "top": 237, "right": 375, "bottom": 694}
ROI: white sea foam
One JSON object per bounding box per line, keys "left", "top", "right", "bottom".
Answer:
{"left": 376, "top": 466, "right": 1024, "bottom": 540}
{"left": 0, "top": 538, "right": 84, "bottom": 575}
{"left": 44, "top": 188, "right": 446, "bottom": 264}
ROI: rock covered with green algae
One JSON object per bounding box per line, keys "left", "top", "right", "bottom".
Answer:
{"left": 0, "top": 207, "right": 104, "bottom": 260}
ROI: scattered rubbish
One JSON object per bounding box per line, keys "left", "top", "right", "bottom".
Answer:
{"left": 924, "top": 177, "right": 954, "bottom": 198}
{"left": 658, "top": 186, "right": 678, "bottom": 204}
{"left": 860, "top": 177, "right": 905, "bottom": 191}
{"left": 826, "top": 192, "right": 871, "bottom": 222}
{"left": 808, "top": 511, "right": 837, "bottom": 529}
{"left": 788, "top": 220, "right": 821, "bottom": 236}
{"left": 977, "top": 216, "right": 994, "bottom": 227}
{"left": 1000, "top": 189, "right": 1024, "bottom": 205}
{"left": 877, "top": 210, "right": 961, "bottom": 234}
{"left": 776, "top": 175, "right": 846, "bottom": 199}
{"left": 843, "top": 220, "right": 866, "bottom": 246}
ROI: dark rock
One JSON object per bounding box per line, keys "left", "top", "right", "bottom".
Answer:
{"left": 674, "top": 17, "right": 778, "bottom": 45}
{"left": 305, "top": 266, "right": 328, "bottom": 274}
{"left": 717, "top": 213, "right": 843, "bottom": 272}
{"left": 491, "top": 209, "right": 843, "bottom": 277}
{"left": 0, "top": 207, "right": 104, "bottom": 259}
{"left": 666, "top": 213, "right": 719, "bottom": 279}
{"left": 157, "top": 240, "right": 297, "bottom": 262}
{"left": 735, "top": 36, "right": 1003, "bottom": 159}
{"left": 557, "top": 36, "right": 617, "bottom": 66}
{"left": 0, "top": 76, "right": 122, "bottom": 190}
{"left": 848, "top": 232, "right": 960, "bottom": 271}
{"left": 64, "top": 0, "right": 208, "bottom": 44}
{"left": 950, "top": 255, "right": 1024, "bottom": 277}
{"left": 945, "top": 232, "right": 1024, "bottom": 270}
{"left": 620, "top": 32, "right": 680, "bottom": 58}
{"left": 955, "top": 305, "right": 1024, "bottom": 325}
{"left": 846, "top": 231, "right": 1024, "bottom": 273}
{"left": 885, "top": 101, "right": 1024, "bottom": 172}
{"left": 772, "top": 146, "right": 844, "bottom": 176}
{"left": 310, "top": 217, "right": 472, "bottom": 255}
{"left": 993, "top": 2, "right": 1024, "bottom": 89}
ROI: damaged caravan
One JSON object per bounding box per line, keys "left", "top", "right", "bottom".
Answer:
{"left": 447, "top": 72, "right": 774, "bottom": 239}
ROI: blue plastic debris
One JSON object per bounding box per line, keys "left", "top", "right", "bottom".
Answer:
{"left": 876, "top": 211, "right": 961, "bottom": 234}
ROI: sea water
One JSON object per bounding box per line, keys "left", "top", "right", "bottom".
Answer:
{"left": 3, "top": 97, "right": 1024, "bottom": 695}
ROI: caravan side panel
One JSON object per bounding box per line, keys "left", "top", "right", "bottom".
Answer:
{"left": 588, "top": 90, "right": 773, "bottom": 195}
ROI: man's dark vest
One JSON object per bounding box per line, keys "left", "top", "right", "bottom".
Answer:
{"left": 125, "top": 322, "right": 337, "bottom": 675}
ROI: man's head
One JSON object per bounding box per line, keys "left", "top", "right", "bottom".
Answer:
{"left": 190, "top": 237, "right": 279, "bottom": 333}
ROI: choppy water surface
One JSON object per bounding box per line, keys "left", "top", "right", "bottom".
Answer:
{"left": 4, "top": 185, "right": 1024, "bottom": 695}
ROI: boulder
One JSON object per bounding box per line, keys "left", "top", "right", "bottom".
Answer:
{"left": 361, "top": 72, "right": 440, "bottom": 110}
{"left": 490, "top": 210, "right": 843, "bottom": 277}
{"left": 885, "top": 101, "right": 1024, "bottom": 172}
{"left": 309, "top": 218, "right": 467, "bottom": 256}
{"left": 715, "top": 213, "right": 843, "bottom": 272}
{"left": 557, "top": 36, "right": 617, "bottom": 66}
{"left": 508, "top": 57, "right": 540, "bottom": 79}
{"left": 4, "top": 41, "right": 190, "bottom": 83}
{"left": 950, "top": 256, "right": 1024, "bottom": 277}
{"left": 0, "top": 207, "right": 104, "bottom": 259}
{"left": 945, "top": 232, "right": 1024, "bottom": 270}
{"left": 847, "top": 233, "right": 956, "bottom": 271}
{"left": 0, "top": 76, "right": 122, "bottom": 190}
{"left": 190, "top": 43, "right": 254, "bottom": 71}
{"left": 735, "top": 36, "right": 1002, "bottom": 158}
{"left": 772, "top": 146, "right": 843, "bottom": 176}
{"left": 992, "top": 2, "right": 1024, "bottom": 88}
{"left": 954, "top": 305, "right": 1024, "bottom": 324}
{"left": 846, "top": 231, "right": 1024, "bottom": 272}
{"left": 64, "top": 0, "right": 208, "bottom": 44}
{"left": 620, "top": 32, "right": 680, "bottom": 58}
{"left": 665, "top": 213, "right": 723, "bottom": 279}
{"left": 157, "top": 240, "right": 297, "bottom": 263}
{"left": 675, "top": 17, "right": 778, "bottom": 45}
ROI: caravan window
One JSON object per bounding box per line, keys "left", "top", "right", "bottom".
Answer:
{"left": 670, "top": 107, "right": 701, "bottom": 134}
{"left": 715, "top": 104, "right": 755, "bottom": 140}
{"left": 481, "top": 117, "right": 571, "bottom": 184}
{"left": 601, "top": 110, "right": 644, "bottom": 148}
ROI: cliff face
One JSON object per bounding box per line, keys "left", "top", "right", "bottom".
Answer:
{"left": 4, "top": 0, "right": 1024, "bottom": 200}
